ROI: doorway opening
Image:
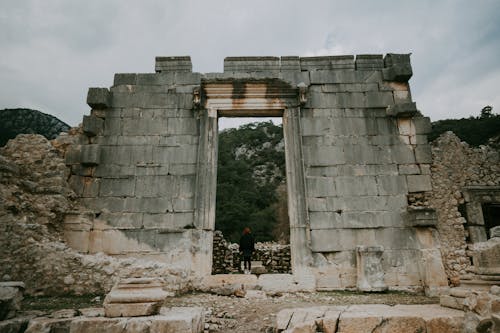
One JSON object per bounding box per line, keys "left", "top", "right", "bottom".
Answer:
{"left": 212, "top": 118, "right": 291, "bottom": 275}
{"left": 482, "top": 203, "right": 500, "bottom": 238}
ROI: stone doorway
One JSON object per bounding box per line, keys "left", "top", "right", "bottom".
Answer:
{"left": 212, "top": 118, "right": 291, "bottom": 275}
{"left": 195, "top": 79, "right": 312, "bottom": 279}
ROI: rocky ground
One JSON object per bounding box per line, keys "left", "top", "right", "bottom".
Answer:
{"left": 163, "top": 290, "right": 438, "bottom": 332}
{"left": 18, "top": 290, "right": 437, "bottom": 332}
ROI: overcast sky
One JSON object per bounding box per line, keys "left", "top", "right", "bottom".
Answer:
{"left": 1, "top": 0, "right": 499, "bottom": 129}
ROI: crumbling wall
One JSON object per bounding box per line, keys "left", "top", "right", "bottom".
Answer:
{"left": 0, "top": 134, "right": 193, "bottom": 295}
{"left": 430, "top": 132, "right": 500, "bottom": 284}
{"left": 212, "top": 231, "right": 291, "bottom": 274}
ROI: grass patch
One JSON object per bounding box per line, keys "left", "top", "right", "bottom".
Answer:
{"left": 22, "top": 294, "right": 104, "bottom": 311}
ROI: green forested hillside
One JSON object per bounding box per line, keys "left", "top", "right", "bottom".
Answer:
{"left": 429, "top": 107, "right": 499, "bottom": 146}
{"left": 215, "top": 121, "right": 287, "bottom": 243}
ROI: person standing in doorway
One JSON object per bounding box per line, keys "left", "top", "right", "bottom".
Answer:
{"left": 239, "top": 227, "right": 255, "bottom": 274}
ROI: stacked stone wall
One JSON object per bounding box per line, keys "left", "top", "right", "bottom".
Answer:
{"left": 63, "top": 67, "right": 206, "bottom": 272}
{"left": 430, "top": 132, "right": 500, "bottom": 284}
{"left": 295, "top": 55, "right": 445, "bottom": 291}
{"left": 212, "top": 231, "right": 291, "bottom": 274}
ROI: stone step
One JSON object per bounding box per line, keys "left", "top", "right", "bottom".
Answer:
{"left": 440, "top": 295, "right": 466, "bottom": 310}
{"left": 450, "top": 287, "right": 470, "bottom": 298}
{"left": 275, "top": 304, "right": 464, "bottom": 333}
{"left": 459, "top": 279, "right": 500, "bottom": 291}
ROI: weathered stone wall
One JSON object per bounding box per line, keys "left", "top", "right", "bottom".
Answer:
{"left": 0, "top": 134, "right": 194, "bottom": 295}
{"left": 297, "top": 55, "right": 446, "bottom": 292}
{"left": 212, "top": 231, "right": 291, "bottom": 274}
{"left": 61, "top": 54, "right": 448, "bottom": 293}
{"left": 430, "top": 132, "right": 500, "bottom": 284}
{"left": 64, "top": 62, "right": 206, "bottom": 274}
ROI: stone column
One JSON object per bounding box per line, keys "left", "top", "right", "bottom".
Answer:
{"left": 356, "top": 245, "right": 387, "bottom": 292}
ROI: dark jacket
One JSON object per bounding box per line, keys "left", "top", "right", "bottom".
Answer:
{"left": 239, "top": 233, "right": 255, "bottom": 257}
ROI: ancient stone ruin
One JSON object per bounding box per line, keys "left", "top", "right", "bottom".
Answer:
{"left": 62, "top": 54, "right": 449, "bottom": 293}
{"left": 1, "top": 54, "right": 499, "bottom": 332}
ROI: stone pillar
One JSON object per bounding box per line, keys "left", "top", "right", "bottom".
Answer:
{"left": 356, "top": 246, "right": 387, "bottom": 292}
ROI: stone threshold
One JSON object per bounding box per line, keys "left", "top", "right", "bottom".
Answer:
{"left": 200, "top": 273, "right": 315, "bottom": 293}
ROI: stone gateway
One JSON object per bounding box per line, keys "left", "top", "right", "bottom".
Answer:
{"left": 64, "top": 54, "right": 449, "bottom": 293}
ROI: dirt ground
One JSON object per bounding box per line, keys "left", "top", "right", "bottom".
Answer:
{"left": 21, "top": 291, "right": 438, "bottom": 332}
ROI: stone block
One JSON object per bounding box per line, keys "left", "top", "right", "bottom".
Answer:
{"left": 65, "top": 145, "right": 82, "bottom": 165}
{"left": 134, "top": 175, "right": 176, "bottom": 198}
{"left": 122, "top": 117, "right": 168, "bottom": 136}
{"left": 440, "top": 295, "right": 465, "bottom": 310}
{"left": 113, "top": 73, "right": 137, "bottom": 85}
{"left": 81, "top": 144, "right": 100, "bottom": 166}
{"left": 398, "top": 164, "right": 420, "bottom": 175}
{"left": 25, "top": 317, "right": 73, "bottom": 333}
{"left": 303, "top": 146, "right": 346, "bottom": 166}
{"left": 356, "top": 245, "right": 387, "bottom": 292}
{"left": 0, "top": 282, "right": 24, "bottom": 320}
{"left": 355, "top": 54, "right": 384, "bottom": 70}
{"left": 280, "top": 56, "right": 300, "bottom": 71}
{"left": 167, "top": 118, "right": 198, "bottom": 135}
{"left": 155, "top": 56, "right": 192, "bottom": 73}
{"left": 383, "top": 53, "right": 413, "bottom": 82}
{"left": 153, "top": 146, "right": 198, "bottom": 164}
{"left": 87, "top": 87, "right": 111, "bottom": 109}
{"left": 335, "top": 176, "right": 378, "bottom": 196}
{"left": 300, "top": 55, "right": 355, "bottom": 71}
{"left": 309, "top": 212, "right": 342, "bottom": 229}
{"left": 224, "top": 56, "right": 280, "bottom": 72}
{"left": 100, "top": 178, "right": 135, "bottom": 197}
{"left": 413, "top": 117, "right": 432, "bottom": 134}
{"left": 386, "top": 102, "right": 418, "bottom": 117}
{"left": 101, "top": 212, "right": 143, "bottom": 229}
{"left": 376, "top": 175, "right": 408, "bottom": 195}
{"left": 68, "top": 175, "right": 100, "bottom": 197}
{"left": 310, "top": 228, "right": 419, "bottom": 252}
{"left": 104, "top": 302, "right": 160, "bottom": 317}
{"left": 407, "top": 174, "right": 432, "bottom": 192}
{"left": 405, "top": 207, "right": 437, "bottom": 227}
{"left": 415, "top": 145, "right": 432, "bottom": 163}
{"left": 83, "top": 115, "right": 104, "bottom": 136}
{"left": 390, "top": 145, "right": 416, "bottom": 164}
{"left": 419, "top": 248, "right": 448, "bottom": 291}
{"left": 344, "top": 145, "right": 392, "bottom": 164}
{"left": 306, "top": 177, "right": 337, "bottom": 198}
{"left": 339, "top": 211, "right": 401, "bottom": 229}
{"left": 142, "top": 212, "right": 194, "bottom": 229}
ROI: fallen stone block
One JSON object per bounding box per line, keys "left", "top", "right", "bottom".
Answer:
{"left": 0, "top": 282, "right": 25, "bottom": 320}
{"left": 70, "top": 307, "right": 204, "bottom": 333}
{"left": 103, "top": 277, "right": 169, "bottom": 318}
{"left": 104, "top": 302, "right": 161, "bottom": 318}
{"left": 0, "top": 315, "right": 34, "bottom": 333}
{"left": 25, "top": 317, "right": 74, "bottom": 333}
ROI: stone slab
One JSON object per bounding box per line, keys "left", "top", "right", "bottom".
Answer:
{"left": 276, "top": 304, "right": 464, "bottom": 333}
{"left": 104, "top": 302, "right": 161, "bottom": 317}
{"left": 71, "top": 307, "right": 203, "bottom": 333}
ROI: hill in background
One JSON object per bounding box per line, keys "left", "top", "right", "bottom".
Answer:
{"left": 0, "top": 108, "right": 70, "bottom": 146}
